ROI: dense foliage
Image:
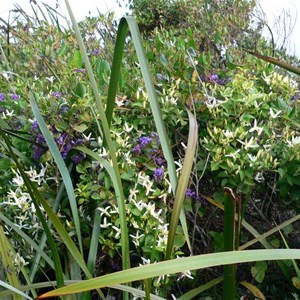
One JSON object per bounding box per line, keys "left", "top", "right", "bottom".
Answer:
{"left": 0, "top": 0, "right": 300, "bottom": 299}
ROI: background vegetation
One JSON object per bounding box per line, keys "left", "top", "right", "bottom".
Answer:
{"left": 0, "top": 0, "right": 300, "bottom": 299}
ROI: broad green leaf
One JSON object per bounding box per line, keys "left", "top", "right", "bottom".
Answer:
{"left": 75, "top": 82, "right": 86, "bottom": 98}
{"left": 74, "top": 123, "right": 88, "bottom": 133}
{"left": 251, "top": 261, "right": 267, "bottom": 283}
{"left": 69, "top": 50, "right": 82, "bottom": 69}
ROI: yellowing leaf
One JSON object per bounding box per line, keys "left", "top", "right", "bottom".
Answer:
{"left": 292, "top": 277, "right": 300, "bottom": 290}
{"left": 240, "top": 281, "right": 266, "bottom": 300}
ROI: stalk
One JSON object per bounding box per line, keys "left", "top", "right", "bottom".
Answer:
{"left": 223, "top": 188, "right": 236, "bottom": 299}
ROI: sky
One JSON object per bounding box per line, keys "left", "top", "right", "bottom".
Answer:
{"left": 0, "top": 0, "right": 299, "bottom": 58}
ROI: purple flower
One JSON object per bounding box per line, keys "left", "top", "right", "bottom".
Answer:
{"left": 32, "top": 133, "right": 46, "bottom": 160}
{"left": 32, "top": 144, "right": 45, "bottom": 160}
{"left": 71, "top": 154, "right": 84, "bottom": 164}
{"left": 51, "top": 91, "right": 62, "bottom": 98}
{"left": 139, "top": 136, "right": 152, "bottom": 148}
{"left": 92, "top": 49, "right": 100, "bottom": 55}
{"left": 186, "top": 188, "right": 196, "bottom": 198}
{"left": 210, "top": 74, "right": 218, "bottom": 81}
{"left": 74, "top": 68, "right": 86, "bottom": 74}
{"left": 196, "top": 194, "right": 206, "bottom": 202}
{"left": 55, "top": 133, "right": 67, "bottom": 145}
{"left": 153, "top": 167, "right": 164, "bottom": 182}
{"left": 61, "top": 143, "right": 72, "bottom": 159}
{"left": 133, "top": 144, "right": 142, "bottom": 154}
{"left": 60, "top": 105, "right": 70, "bottom": 113}
{"left": 10, "top": 93, "right": 20, "bottom": 100}
{"left": 36, "top": 133, "right": 45, "bottom": 144}
{"left": 30, "top": 120, "right": 39, "bottom": 132}
{"left": 155, "top": 156, "right": 164, "bottom": 166}
{"left": 0, "top": 93, "right": 6, "bottom": 101}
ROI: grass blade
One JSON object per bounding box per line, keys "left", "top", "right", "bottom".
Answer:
{"left": 165, "top": 110, "right": 198, "bottom": 259}
{"left": 64, "top": 0, "right": 130, "bottom": 273}
{"left": 87, "top": 208, "right": 101, "bottom": 274}
{"left": 205, "top": 195, "right": 291, "bottom": 279}
{"left": 0, "top": 280, "right": 33, "bottom": 300}
{"left": 0, "top": 128, "right": 65, "bottom": 289}
{"left": 30, "top": 93, "right": 83, "bottom": 254}
{"left": 29, "top": 171, "right": 71, "bottom": 281}
{"left": 37, "top": 249, "right": 300, "bottom": 298}
{"left": 123, "top": 16, "right": 193, "bottom": 253}
{"left": 240, "top": 213, "right": 300, "bottom": 250}
{"left": 0, "top": 282, "right": 164, "bottom": 300}
{"left": 177, "top": 277, "right": 223, "bottom": 300}
{"left": 105, "top": 18, "right": 128, "bottom": 127}
{"left": 0, "top": 212, "right": 54, "bottom": 269}
{"left": 223, "top": 189, "right": 237, "bottom": 299}
{"left": 0, "top": 226, "right": 22, "bottom": 300}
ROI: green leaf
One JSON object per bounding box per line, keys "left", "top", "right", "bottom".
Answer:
{"left": 211, "top": 161, "right": 219, "bottom": 171}
{"left": 75, "top": 82, "right": 86, "bottom": 98}
{"left": 159, "top": 53, "right": 168, "bottom": 66}
{"left": 226, "top": 51, "right": 242, "bottom": 70}
{"left": 69, "top": 50, "right": 82, "bottom": 68}
{"left": 74, "top": 124, "right": 88, "bottom": 133}
{"left": 251, "top": 261, "right": 267, "bottom": 283}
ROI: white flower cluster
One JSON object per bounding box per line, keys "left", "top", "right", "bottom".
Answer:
{"left": 98, "top": 171, "right": 170, "bottom": 252}
{"left": 5, "top": 165, "right": 47, "bottom": 237}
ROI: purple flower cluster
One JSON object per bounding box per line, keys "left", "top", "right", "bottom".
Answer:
{"left": 0, "top": 92, "right": 20, "bottom": 101}
{"left": 51, "top": 91, "right": 62, "bottom": 99}
{"left": 139, "top": 136, "right": 152, "bottom": 148}
{"left": 60, "top": 105, "right": 70, "bottom": 114}
{"left": 74, "top": 68, "right": 86, "bottom": 74}
{"left": 32, "top": 132, "right": 46, "bottom": 161}
{"left": 31, "top": 122, "right": 86, "bottom": 164}
{"left": 186, "top": 188, "right": 196, "bottom": 198}
{"left": 153, "top": 167, "right": 164, "bottom": 182}
{"left": 291, "top": 92, "right": 299, "bottom": 101}
{"left": 10, "top": 93, "right": 20, "bottom": 100}
{"left": 0, "top": 93, "right": 6, "bottom": 101}
{"left": 200, "top": 74, "right": 231, "bottom": 85}
{"left": 133, "top": 132, "right": 166, "bottom": 183}
{"left": 92, "top": 49, "right": 100, "bottom": 56}
{"left": 133, "top": 135, "right": 153, "bottom": 154}
{"left": 186, "top": 188, "right": 205, "bottom": 202}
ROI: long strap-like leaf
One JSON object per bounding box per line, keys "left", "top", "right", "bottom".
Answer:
{"left": 38, "top": 249, "right": 300, "bottom": 298}
{"left": 107, "top": 16, "right": 193, "bottom": 255}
